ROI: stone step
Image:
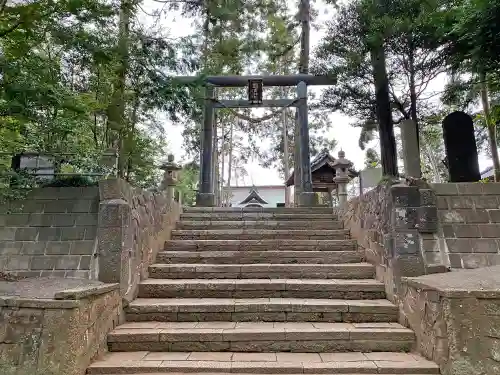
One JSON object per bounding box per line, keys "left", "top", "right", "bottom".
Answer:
{"left": 157, "top": 250, "right": 364, "bottom": 265}
{"left": 171, "top": 230, "right": 350, "bottom": 240}
{"left": 149, "top": 263, "right": 375, "bottom": 280}
{"left": 88, "top": 351, "right": 440, "bottom": 374}
{"left": 183, "top": 207, "right": 336, "bottom": 213}
{"left": 177, "top": 220, "right": 344, "bottom": 230}
{"left": 106, "top": 322, "right": 415, "bottom": 353}
{"left": 138, "top": 279, "right": 385, "bottom": 299}
{"left": 125, "top": 298, "right": 397, "bottom": 323}
{"left": 164, "top": 240, "right": 357, "bottom": 252}
{"left": 180, "top": 213, "right": 338, "bottom": 221}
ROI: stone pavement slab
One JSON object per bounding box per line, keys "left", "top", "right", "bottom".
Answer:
{"left": 183, "top": 207, "right": 335, "bottom": 213}
{"left": 87, "top": 351, "right": 439, "bottom": 374}
{"left": 148, "top": 263, "right": 375, "bottom": 279}
{"left": 106, "top": 322, "right": 415, "bottom": 352}
{"left": 164, "top": 239, "right": 358, "bottom": 251}
{"left": 156, "top": 250, "right": 363, "bottom": 265}
{"left": 404, "top": 264, "right": 500, "bottom": 298}
{"left": 125, "top": 298, "right": 397, "bottom": 314}
{"left": 180, "top": 212, "right": 339, "bottom": 220}
{"left": 137, "top": 278, "right": 386, "bottom": 299}
{"left": 172, "top": 229, "right": 350, "bottom": 240}
{"left": 0, "top": 276, "right": 105, "bottom": 299}
{"left": 177, "top": 220, "right": 344, "bottom": 230}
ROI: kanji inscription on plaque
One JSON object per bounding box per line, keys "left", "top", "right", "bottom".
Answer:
{"left": 248, "top": 79, "right": 263, "bottom": 104}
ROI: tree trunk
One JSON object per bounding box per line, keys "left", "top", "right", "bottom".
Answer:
{"left": 479, "top": 70, "right": 500, "bottom": 182}
{"left": 408, "top": 37, "right": 419, "bottom": 149}
{"left": 294, "top": 0, "right": 310, "bottom": 205}
{"left": 282, "top": 108, "right": 291, "bottom": 207}
{"left": 421, "top": 132, "right": 442, "bottom": 183}
{"left": 280, "top": 54, "right": 292, "bottom": 207}
{"left": 125, "top": 91, "right": 140, "bottom": 181}
{"left": 212, "top": 111, "right": 219, "bottom": 205}
{"left": 298, "top": 0, "right": 310, "bottom": 74}
{"left": 226, "top": 121, "right": 234, "bottom": 206}
{"left": 93, "top": 70, "right": 100, "bottom": 148}
{"left": 220, "top": 117, "right": 225, "bottom": 205}
{"left": 370, "top": 43, "right": 398, "bottom": 177}
{"left": 202, "top": 2, "right": 210, "bottom": 71}
{"left": 107, "top": 0, "right": 133, "bottom": 178}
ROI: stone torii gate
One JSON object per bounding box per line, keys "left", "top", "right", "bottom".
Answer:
{"left": 174, "top": 74, "right": 336, "bottom": 207}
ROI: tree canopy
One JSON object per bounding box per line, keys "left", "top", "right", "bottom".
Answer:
{"left": 3, "top": 0, "right": 500, "bottom": 201}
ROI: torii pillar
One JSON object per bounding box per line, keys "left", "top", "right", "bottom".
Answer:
{"left": 297, "top": 81, "right": 316, "bottom": 206}
{"left": 196, "top": 84, "right": 216, "bottom": 207}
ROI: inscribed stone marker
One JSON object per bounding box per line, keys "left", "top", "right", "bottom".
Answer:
{"left": 442, "top": 111, "right": 480, "bottom": 182}
{"left": 400, "top": 119, "right": 421, "bottom": 178}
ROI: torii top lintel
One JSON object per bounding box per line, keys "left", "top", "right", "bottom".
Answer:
{"left": 173, "top": 74, "right": 336, "bottom": 87}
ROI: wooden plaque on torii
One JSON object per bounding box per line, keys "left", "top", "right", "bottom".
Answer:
{"left": 248, "top": 79, "right": 263, "bottom": 104}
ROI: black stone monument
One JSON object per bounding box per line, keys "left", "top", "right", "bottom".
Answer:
{"left": 442, "top": 111, "right": 481, "bottom": 182}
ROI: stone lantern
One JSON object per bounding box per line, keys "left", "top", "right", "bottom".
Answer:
{"left": 160, "top": 154, "right": 182, "bottom": 201}
{"left": 332, "top": 150, "right": 353, "bottom": 208}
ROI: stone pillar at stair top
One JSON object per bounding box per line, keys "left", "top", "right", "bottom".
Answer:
{"left": 400, "top": 119, "right": 421, "bottom": 178}
{"left": 333, "top": 150, "right": 352, "bottom": 208}
{"left": 97, "top": 195, "right": 132, "bottom": 297}
{"left": 385, "top": 182, "right": 426, "bottom": 301}
{"left": 160, "top": 154, "right": 182, "bottom": 201}
{"left": 442, "top": 111, "right": 481, "bottom": 182}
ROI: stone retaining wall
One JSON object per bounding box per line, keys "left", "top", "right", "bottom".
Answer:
{"left": 97, "top": 178, "right": 181, "bottom": 303}
{"left": 341, "top": 183, "right": 391, "bottom": 276}
{"left": 0, "top": 179, "right": 182, "bottom": 302}
{"left": 344, "top": 181, "right": 500, "bottom": 275}
{"left": 399, "top": 266, "right": 500, "bottom": 375}
{"left": 0, "top": 281, "right": 121, "bottom": 375}
{"left": 0, "top": 187, "right": 99, "bottom": 278}
{"left": 342, "top": 181, "right": 440, "bottom": 302}
{"left": 431, "top": 182, "right": 500, "bottom": 269}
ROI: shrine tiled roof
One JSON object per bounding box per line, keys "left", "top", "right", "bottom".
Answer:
{"left": 238, "top": 188, "right": 269, "bottom": 205}
{"left": 285, "top": 148, "right": 358, "bottom": 186}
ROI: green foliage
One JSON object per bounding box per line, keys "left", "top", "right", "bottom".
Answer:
{"left": 315, "top": 0, "right": 447, "bottom": 146}
{"left": 445, "top": 0, "right": 500, "bottom": 72}
{"left": 0, "top": 0, "right": 201, "bottom": 204}
{"left": 0, "top": 170, "right": 36, "bottom": 207}
{"left": 41, "top": 176, "right": 98, "bottom": 187}
{"left": 176, "top": 164, "right": 199, "bottom": 206}
{"left": 364, "top": 148, "right": 381, "bottom": 169}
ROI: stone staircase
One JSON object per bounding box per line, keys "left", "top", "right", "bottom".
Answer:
{"left": 87, "top": 207, "right": 440, "bottom": 374}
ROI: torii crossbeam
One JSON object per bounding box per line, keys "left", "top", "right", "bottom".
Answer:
{"left": 174, "top": 74, "right": 336, "bottom": 207}
{"left": 173, "top": 74, "right": 335, "bottom": 87}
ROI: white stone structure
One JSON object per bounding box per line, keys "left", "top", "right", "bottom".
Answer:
{"left": 222, "top": 185, "right": 287, "bottom": 208}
